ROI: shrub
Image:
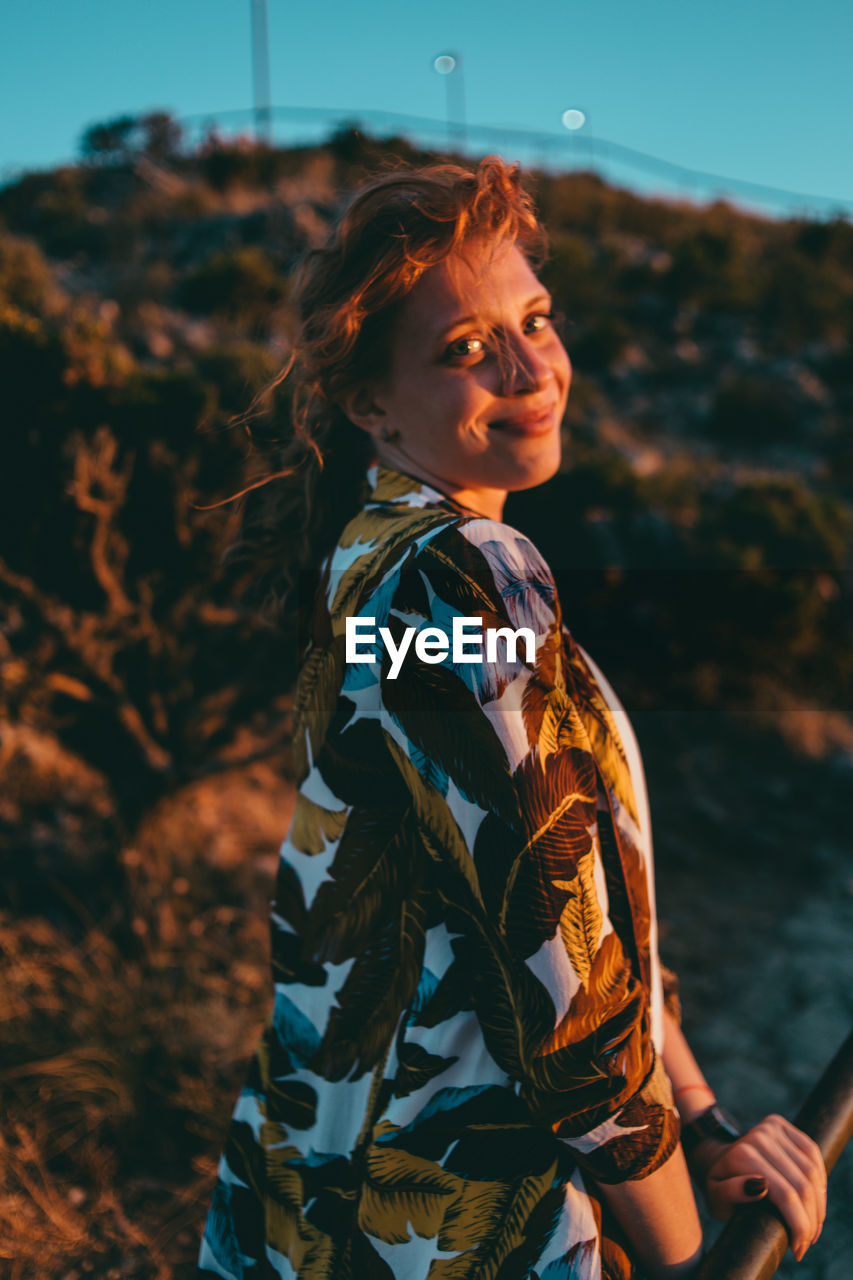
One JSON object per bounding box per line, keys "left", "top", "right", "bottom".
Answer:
{"left": 177, "top": 247, "right": 287, "bottom": 323}
{"left": 706, "top": 375, "right": 802, "bottom": 447}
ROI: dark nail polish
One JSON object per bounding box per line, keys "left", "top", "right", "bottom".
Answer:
{"left": 745, "top": 1177, "right": 767, "bottom": 1197}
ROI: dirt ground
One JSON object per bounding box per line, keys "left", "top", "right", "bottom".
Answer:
{"left": 638, "top": 706, "right": 853, "bottom": 1279}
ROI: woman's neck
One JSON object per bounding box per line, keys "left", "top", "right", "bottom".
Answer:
{"left": 374, "top": 446, "right": 506, "bottom": 521}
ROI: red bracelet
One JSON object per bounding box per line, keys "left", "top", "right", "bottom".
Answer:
{"left": 673, "top": 1082, "right": 715, "bottom": 1103}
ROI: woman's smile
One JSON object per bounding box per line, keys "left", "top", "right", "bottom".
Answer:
{"left": 488, "top": 401, "right": 561, "bottom": 435}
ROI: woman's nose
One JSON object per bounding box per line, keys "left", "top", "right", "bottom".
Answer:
{"left": 497, "top": 332, "right": 552, "bottom": 396}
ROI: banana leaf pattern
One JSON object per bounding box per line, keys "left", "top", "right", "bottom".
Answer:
{"left": 199, "top": 463, "right": 680, "bottom": 1280}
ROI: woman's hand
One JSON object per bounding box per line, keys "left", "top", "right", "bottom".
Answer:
{"left": 700, "top": 1114, "right": 827, "bottom": 1262}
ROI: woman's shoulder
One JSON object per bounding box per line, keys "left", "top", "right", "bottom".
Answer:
{"left": 321, "top": 482, "right": 558, "bottom": 640}
{"left": 329, "top": 465, "right": 555, "bottom": 593}
{"left": 413, "top": 514, "right": 558, "bottom": 604}
{"left": 403, "top": 515, "right": 560, "bottom": 642}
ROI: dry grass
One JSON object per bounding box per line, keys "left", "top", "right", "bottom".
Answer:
{"left": 2, "top": 731, "right": 294, "bottom": 1278}
{"left": 3, "top": 688, "right": 850, "bottom": 1276}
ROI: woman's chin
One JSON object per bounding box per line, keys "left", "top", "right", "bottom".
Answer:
{"left": 504, "top": 440, "right": 562, "bottom": 492}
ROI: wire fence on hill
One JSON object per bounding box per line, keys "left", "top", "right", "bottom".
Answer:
{"left": 181, "top": 103, "right": 853, "bottom": 223}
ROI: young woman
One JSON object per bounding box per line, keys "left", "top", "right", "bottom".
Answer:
{"left": 199, "top": 158, "right": 826, "bottom": 1279}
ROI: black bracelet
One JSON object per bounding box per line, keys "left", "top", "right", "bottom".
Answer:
{"left": 681, "top": 1103, "right": 742, "bottom": 1160}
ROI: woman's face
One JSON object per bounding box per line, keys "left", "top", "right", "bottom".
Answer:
{"left": 348, "top": 239, "right": 571, "bottom": 520}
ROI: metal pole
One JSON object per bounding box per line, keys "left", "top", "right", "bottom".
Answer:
{"left": 251, "top": 0, "right": 272, "bottom": 142}
{"left": 450, "top": 55, "right": 466, "bottom": 151}
{"left": 434, "top": 52, "right": 466, "bottom": 153}
{"left": 696, "top": 1027, "right": 853, "bottom": 1280}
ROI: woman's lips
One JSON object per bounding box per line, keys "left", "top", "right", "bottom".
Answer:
{"left": 489, "top": 406, "right": 558, "bottom": 437}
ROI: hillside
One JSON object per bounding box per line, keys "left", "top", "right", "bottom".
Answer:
{"left": 1, "top": 119, "right": 851, "bottom": 1278}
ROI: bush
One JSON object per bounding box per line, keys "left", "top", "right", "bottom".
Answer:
{"left": 694, "top": 477, "right": 850, "bottom": 573}
{"left": 541, "top": 231, "right": 603, "bottom": 318}
{"left": 0, "top": 233, "right": 59, "bottom": 313}
{"left": 567, "top": 315, "right": 630, "bottom": 371}
{"left": 706, "top": 374, "right": 802, "bottom": 448}
{"left": 79, "top": 111, "right": 184, "bottom": 164}
{"left": 177, "top": 247, "right": 288, "bottom": 323}
{"left": 678, "top": 478, "right": 852, "bottom": 682}
{"left": 0, "top": 168, "right": 93, "bottom": 256}
{"left": 757, "top": 244, "right": 849, "bottom": 348}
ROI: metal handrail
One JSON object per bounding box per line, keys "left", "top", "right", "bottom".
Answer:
{"left": 696, "top": 1027, "right": 853, "bottom": 1280}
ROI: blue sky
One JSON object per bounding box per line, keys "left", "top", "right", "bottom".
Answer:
{"left": 2, "top": 0, "right": 850, "bottom": 218}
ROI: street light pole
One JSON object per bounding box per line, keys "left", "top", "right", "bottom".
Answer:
{"left": 561, "top": 107, "right": 588, "bottom": 172}
{"left": 434, "top": 53, "right": 466, "bottom": 151}
{"left": 251, "top": 0, "right": 272, "bottom": 142}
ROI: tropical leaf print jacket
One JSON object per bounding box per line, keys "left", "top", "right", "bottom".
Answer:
{"left": 199, "top": 463, "right": 681, "bottom": 1280}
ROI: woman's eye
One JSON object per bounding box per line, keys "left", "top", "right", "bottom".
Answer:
{"left": 445, "top": 336, "right": 485, "bottom": 361}
{"left": 525, "top": 310, "right": 558, "bottom": 334}
{"left": 443, "top": 311, "right": 563, "bottom": 362}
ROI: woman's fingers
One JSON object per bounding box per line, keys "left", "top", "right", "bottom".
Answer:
{"left": 784, "top": 1119, "right": 829, "bottom": 1238}
{"left": 704, "top": 1116, "right": 827, "bottom": 1260}
{"left": 704, "top": 1171, "right": 768, "bottom": 1218}
{"left": 749, "top": 1117, "right": 826, "bottom": 1252}
{"left": 708, "top": 1147, "right": 813, "bottom": 1258}
{"left": 781, "top": 1118, "right": 826, "bottom": 1245}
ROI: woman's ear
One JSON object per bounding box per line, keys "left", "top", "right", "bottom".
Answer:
{"left": 340, "top": 384, "right": 388, "bottom": 436}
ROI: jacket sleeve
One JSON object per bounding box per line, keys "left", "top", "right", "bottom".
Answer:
{"left": 377, "top": 516, "right": 680, "bottom": 1184}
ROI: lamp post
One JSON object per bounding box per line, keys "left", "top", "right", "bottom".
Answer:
{"left": 251, "top": 0, "right": 272, "bottom": 142}
{"left": 434, "top": 53, "right": 466, "bottom": 151}
{"left": 561, "top": 107, "right": 593, "bottom": 171}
